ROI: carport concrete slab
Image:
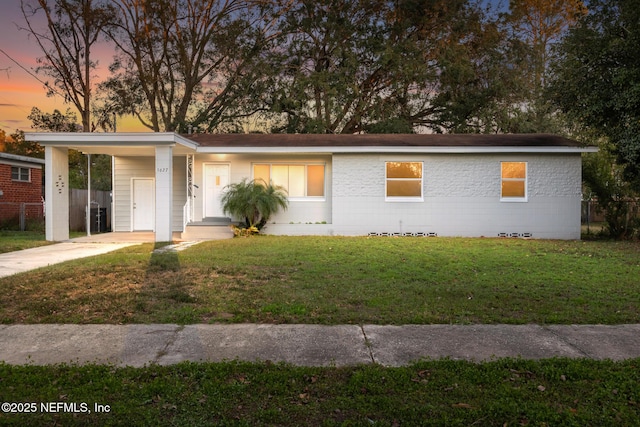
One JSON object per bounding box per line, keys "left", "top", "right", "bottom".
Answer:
{"left": 0, "top": 324, "right": 125, "bottom": 365}
{"left": 194, "top": 324, "right": 372, "bottom": 366}
{"left": 546, "top": 325, "right": 640, "bottom": 360}
{"left": 364, "top": 325, "right": 585, "bottom": 366}
{"left": 70, "top": 232, "right": 156, "bottom": 243}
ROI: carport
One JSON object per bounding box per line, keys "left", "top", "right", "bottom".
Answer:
{"left": 26, "top": 133, "right": 197, "bottom": 242}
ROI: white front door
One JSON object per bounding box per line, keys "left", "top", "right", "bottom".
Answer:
{"left": 204, "top": 163, "right": 229, "bottom": 218}
{"left": 132, "top": 178, "right": 155, "bottom": 230}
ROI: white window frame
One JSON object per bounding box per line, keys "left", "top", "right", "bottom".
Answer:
{"left": 385, "top": 161, "right": 424, "bottom": 202}
{"left": 500, "top": 161, "right": 528, "bottom": 202}
{"left": 11, "top": 166, "right": 31, "bottom": 182}
{"left": 252, "top": 163, "right": 326, "bottom": 201}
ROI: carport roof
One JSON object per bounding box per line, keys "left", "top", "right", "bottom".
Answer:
{"left": 25, "top": 132, "right": 198, "bottom": 156}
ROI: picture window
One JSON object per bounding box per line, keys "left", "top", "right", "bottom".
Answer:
{"left": 253, "top": 163, "right": 325, "bottom": 198}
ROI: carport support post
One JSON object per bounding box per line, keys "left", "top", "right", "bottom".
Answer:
{"left": 155, "top": 145, "right": 173, "bottom": 242}
{"left": 45, "top": 146, "right": 69, "bottom": 241}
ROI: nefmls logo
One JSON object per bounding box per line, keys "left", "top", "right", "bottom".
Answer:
{"left": 40, "top": 402, "right": 90, "bottom": 413}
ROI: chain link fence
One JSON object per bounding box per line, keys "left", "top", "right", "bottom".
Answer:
{"left": 0, "top": 201, "right": 45, "bottom": 231}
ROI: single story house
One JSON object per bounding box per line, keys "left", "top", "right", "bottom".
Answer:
{"left": 0, "top": 152, "right": 45, "bottom": 227}
{"left": 25, "top": 132, "right": 597, "bottom": 241}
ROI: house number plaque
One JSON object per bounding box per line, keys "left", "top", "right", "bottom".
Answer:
{"left": 54, "top": 174, "right": 65, "bottom": 195}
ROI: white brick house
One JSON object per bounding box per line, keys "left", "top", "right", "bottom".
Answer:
{"left": 26, "top": 133, "right": 597, "bottom": 241}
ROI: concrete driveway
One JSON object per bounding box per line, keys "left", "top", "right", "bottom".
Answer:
{"left": 0, "top": 231, "right": 231, "bottom": 278}
{"left": 0, "top": 241, "right": 138, "bottom": 278}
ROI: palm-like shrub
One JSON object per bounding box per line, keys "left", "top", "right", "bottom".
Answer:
{"left": 221, "top": 178, "right": 289, "bottom": 231}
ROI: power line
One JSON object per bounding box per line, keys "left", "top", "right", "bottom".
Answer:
{"left": 0, "top": 91, "right": 33, "bottom": 116}
{"left": 0, "top": 48, "right": 65, "bottom": 99}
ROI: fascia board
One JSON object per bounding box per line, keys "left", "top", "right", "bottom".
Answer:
{"left": 195, "top": 146, "right": 599, "bottom": 154}
{"left": 23, "top": 132, "right": 598, "bottom": 154}
{"left": 174, "top": 134, "right": 199, "bottom": 150}
{"left": 25, "top": 132, "right": 178, "bottom": 146}
{"left": 26, "top": 132, "right": 200, "bottom": 152}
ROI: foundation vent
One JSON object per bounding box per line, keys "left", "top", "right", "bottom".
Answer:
{"left": 368, "top": 232, "right": 438, "bottom": 237}
{"left": 498, "top": 232, "right": 533, "bottom": 238}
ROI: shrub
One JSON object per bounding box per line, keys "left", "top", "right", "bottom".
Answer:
{"left": 583, "top": 146, "right": 639, "bottom": 239}
{"left": 221, "top": 178, "right": 288, "bottom": 232}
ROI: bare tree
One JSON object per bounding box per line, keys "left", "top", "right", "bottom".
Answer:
{"left": 20, "top": 0, "right": 114, "bottom": 131}
{"left": 102, "top": 0, "right": 283, "bottom": 132}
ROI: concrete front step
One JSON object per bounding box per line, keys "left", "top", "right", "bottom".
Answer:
{"left": 181, "top": 224, "right": 234, "bottom": 240}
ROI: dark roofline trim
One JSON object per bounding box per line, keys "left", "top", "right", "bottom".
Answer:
{"left": 23, "top": 132, "right": 597, "bottom": 154}
{"left": 185, "top": 133, "right": 594, "bottom": 149}
{"left": 195, "top": 145, "right": 596, "bottom": 155}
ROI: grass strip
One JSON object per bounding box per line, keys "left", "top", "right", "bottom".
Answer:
{"left": 0, "top": 231, "right": 52, "bottom": 254}
{"left": 1, "top": 358, "right": 638, "bottom": 426}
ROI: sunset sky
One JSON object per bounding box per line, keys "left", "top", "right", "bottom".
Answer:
{"left": 0, "top": 0, "right": 143, "bottom": 134}
{"left": 0, "top": 0, "right": 506, "bottom": 135}
{"left": 0, "top": 0, "right": 61, "bottom": 134}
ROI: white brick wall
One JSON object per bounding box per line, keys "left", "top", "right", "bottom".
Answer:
{"left": 328, "top": 153, "right": 582, "bottom": 239}
{"left": 113, "top": 152, "right": 583, "bottom": 239}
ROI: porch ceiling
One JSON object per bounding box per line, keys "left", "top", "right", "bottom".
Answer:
{"left": 69, "top": 144, "right": 196, "bottom": 156}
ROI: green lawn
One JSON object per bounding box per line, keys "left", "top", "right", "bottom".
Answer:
{"left": 2, "top": 236, "right": 639, "bottom": 426}
{"left": 1, "top": 236, "right": 638, "bottom": 325}
{"left": 1, "top": 358, "right": 638, "bottom": 426}
{"left": 0, "top": 231, "right": 52, "bottom": 254}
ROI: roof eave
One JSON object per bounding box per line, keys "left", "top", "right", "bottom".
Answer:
{"left": 23, "top": 132, "right": 597, "bottom": 154}
{"left": 0, "top": 152, "right": 45, "bottom": 165}
{"left": 196, "top": 146, "right": 599, "bottom": 154}
{"left": 24, "top": 132, "right": 199, "bottom": 151}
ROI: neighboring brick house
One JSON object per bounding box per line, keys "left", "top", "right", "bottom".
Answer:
{"left": 0, "top": 152, "right": 45, "bottom": 228}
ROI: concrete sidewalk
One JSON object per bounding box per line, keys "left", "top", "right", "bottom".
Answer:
{"left": 1, "top": 324, "right": 639, "bottom": 367}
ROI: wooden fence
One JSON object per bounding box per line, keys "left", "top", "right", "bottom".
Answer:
{"left": 69, "top": 189, "right": 112, "bottom": 232}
